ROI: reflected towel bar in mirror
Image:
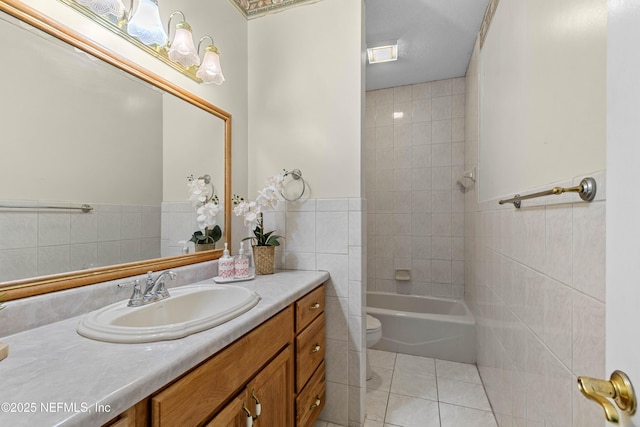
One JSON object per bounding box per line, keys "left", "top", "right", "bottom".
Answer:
{"left": 498, "top": 177, "right": 596, "bottom": 208}
{"left": 0, "top": 203, "right": 93, "bottom": 213}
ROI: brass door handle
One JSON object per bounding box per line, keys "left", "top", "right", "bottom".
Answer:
{"left": 577, "top": 370, "right": 636, "bottom": 424}
{"left": 311, "top": 344, "right": 321, "bottom": 353}
{"left": 310, "top": 302, "right": 320, "bottom": 310}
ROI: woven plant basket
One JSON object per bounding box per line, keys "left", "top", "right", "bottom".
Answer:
{"left": 194, "top": 243, "right": 216, "bottom": 252}
{"left": 253, "top": 245, "right": 275, "bottom": 275}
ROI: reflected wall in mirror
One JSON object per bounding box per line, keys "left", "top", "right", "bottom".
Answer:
{"left": 0, "top": 1, "right": 231, "bottom": 301}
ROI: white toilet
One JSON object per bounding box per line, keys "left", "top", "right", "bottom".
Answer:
{"left": 366, "top": 314, "right": 382, "bottom": 380}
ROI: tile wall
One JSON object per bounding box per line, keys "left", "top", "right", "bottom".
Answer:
{"left": 261, "top": 198, "right": 366, "bottom": 427}
{"left": 464, "top": 49, "right": 606, "bottom": 426}
{"left": 365, "top": 78, "right": 466, "bottom": 299}
{"left": 0, "top": 201, "right": 161, "bottom": 282}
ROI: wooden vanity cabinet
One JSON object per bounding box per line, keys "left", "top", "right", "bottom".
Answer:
{"left": 294, "top": 285, "right": 326, "bottom": 427}
{"left": 101, "top": 284, "right": 326, "bottom": 427}
{"left": 151, "top": 306, "right": 293, "bottom": 427}
{"left": 207, "top": 346, "right": 293, "bottom": 427}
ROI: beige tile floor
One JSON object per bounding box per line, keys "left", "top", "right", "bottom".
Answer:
{"left": 315, "top": 350, "right": 498, "bottom": 427}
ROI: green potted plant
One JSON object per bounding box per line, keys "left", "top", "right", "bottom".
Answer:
{"left": 188, "top": 174, "right": 222, "bottom": 252}
{"left": 233, "top": 173, "right": 285, "bottom": 274}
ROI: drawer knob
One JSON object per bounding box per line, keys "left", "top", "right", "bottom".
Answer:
{"left": 311, "top": 344, "right": 321, "bottom": 354}
{"left": 310, "top": 302, "right": 321, "bottom": 310}
{"left": 309, "top": 396, "right": 322, "bottom": 410}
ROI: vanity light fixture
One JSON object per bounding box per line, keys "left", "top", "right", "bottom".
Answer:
{"left": 61, "top": 0, "right": 225, "bottom": 84}
{"left": 166, "top": 11, "right": 200, "bottom": 68}
{"left": 126, "top": 0, "right": 167, "bottom": 46}
{"left": 367, "top": 40, "right": 398, "bottom": 64}
{"left": 196, "top": 36, "right": 225, "bottom": 85}
{"left": 76, "top": 0, "right": 125, "bottom": 20}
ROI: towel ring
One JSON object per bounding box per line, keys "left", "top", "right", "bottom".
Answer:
{"left": 188, "top": 174, "right": 215, "bottom": 200}
{"left": 281, "top": 169, "right": 306, "bottom": 202}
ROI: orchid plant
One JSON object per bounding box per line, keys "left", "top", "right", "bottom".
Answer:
{"left": 187, "top": 175, "right": 222, "bottom": 246}
{"left": 233, "top": 172, "right": 286, "bottom": 247}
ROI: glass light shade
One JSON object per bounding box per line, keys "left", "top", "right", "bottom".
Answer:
{"left": 168, "top": 24, "right": 201, "bottom": 68}
{"left": 77, "top": 0, "right": 125, "bottom": 18}
{"left": 196, "top": 46, "right": 225, "bottom": 85}
{"left": 127, "top": 0, "right": 167, "bottom": 46}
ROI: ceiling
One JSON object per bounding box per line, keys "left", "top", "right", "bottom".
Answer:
{"left": 365, "top": 0, "right": 490, "bottom": 91}
{"left": 229, "top": 0, "right": 490, "bottom": 91}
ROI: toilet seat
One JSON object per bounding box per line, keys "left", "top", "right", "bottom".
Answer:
{"left": 366, "top": 314, "right": 382, "bottom": 345}
{"left": 366, "top": 314, "right": 381, "bottom": 333}
{"left": 365, "top": 314, "right": 382, "bottom": 381}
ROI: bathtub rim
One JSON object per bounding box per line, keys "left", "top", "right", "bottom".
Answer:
{"left": 366, "top": 291, "right": 476, "bottom": 325}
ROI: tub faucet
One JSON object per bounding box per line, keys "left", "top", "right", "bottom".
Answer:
{"left": 142, "top": 270, "right": 176, "bottom": 304}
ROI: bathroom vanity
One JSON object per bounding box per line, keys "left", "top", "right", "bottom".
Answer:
{"left": 0, "top": 270, "right": 328, "bottom": 427}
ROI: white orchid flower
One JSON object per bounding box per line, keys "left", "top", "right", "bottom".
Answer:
{"left": 196, "top": 202, "right": 219, "bottom": 230}
{"left": 188, "top": 177, "right": 211, "bottom": 207}
{"left": 244, "top": 209, "right": 260, "bottom": 230}
{"left": 233, "top": 201, "right": 249, "bottom": 216}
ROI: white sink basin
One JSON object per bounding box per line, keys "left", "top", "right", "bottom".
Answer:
{"left": 77, "top": 284, "right": 261, "bottom": 343}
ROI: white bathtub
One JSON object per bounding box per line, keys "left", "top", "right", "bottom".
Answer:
{"left": 367, "top": 292, "right": 476, "bottom": 363}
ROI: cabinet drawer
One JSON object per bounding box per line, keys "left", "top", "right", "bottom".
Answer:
{"left": 151, "top": 306, "right": 293, "bottom": 427}
{"left": 295, "top": 313, "right": 325, "bottom": 392}
{"left": 296, "top": 361, "right": 326, "bottom": 427}
{"left": 295, "top": 285, "right": 324, "bottom": 333}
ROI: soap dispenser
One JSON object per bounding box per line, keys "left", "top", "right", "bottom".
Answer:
{"left": 234, "top": 242, "right": 250, "bottom": 279}
{"left": 218, "top": 243, "right": 235, "bottom": 279}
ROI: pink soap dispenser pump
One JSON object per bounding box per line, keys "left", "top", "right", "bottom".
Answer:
{"left": 218, "top": 242, "right": 235, "bottom": 279}
{"left": 234, "top": 241, "right": 250, "bottom": 279}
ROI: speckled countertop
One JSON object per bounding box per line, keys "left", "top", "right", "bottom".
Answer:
{"left": 0, "top": 270, "right": 329, "bottom": 427}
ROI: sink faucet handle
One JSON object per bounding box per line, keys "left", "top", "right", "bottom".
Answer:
{"left": 126, "top": 279, "right": 143, "bottom": 307}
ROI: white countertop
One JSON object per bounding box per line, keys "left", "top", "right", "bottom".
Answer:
{"left": 0, "top": 270, "right": 329, "bottom": 427}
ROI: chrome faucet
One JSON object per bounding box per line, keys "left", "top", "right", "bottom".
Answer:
{"left": 122, "top": 270, "right": 176, "bottom": 307}
{"left": 142, "top": 270, "right": 176, "bottom": 304}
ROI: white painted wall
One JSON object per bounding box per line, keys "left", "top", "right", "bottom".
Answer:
{"left": 247, "top": 0, "right": 363, "bottom": 198}
{"left": 479, "top": 0, "right": 606, "bottom": 201}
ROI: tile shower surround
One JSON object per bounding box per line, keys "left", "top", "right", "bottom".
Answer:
{"left": 365, "top": 78, "right": 466, "bottom": 300}
{"left": 0, "top": 202, "right": 161, "bottom": 282}
{"left": 464, "top": 50, "right": 606, "bottom": 426}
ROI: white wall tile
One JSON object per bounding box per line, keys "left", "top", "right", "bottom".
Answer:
{"left": 432, "top": 120, "right": 452, "bottom": 143}
{"left": 0, "top": 212, "right": 38, "bottom": 250}
{"left": 432, "top": 96, "right": 452, "bottom": 120}
{"left": 286, "top": 211, "right": 316, "bottom": 252}
{"left": 38, "top": 213, "right": 71, "bottom": 246}
{"left": 412, "top": 122, "right": 432, "bottom": 145}
{"left": 572, "top": 201, "right": 605, "bottom": 301}
{"left": 412, "top": 82, "right": 432, "bottom": 99}
{"left": 316, "top": 212, "right": 348, "bottom": 254}
{"left": 432, "top": 79, "right": 453, "bottom": 97}
{"left": 366, "top": 78, "right": 466, "bottom": 310}
{"left": 318, "top": 253, "right": 349, "bottom": 298}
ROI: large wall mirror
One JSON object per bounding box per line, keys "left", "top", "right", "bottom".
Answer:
{"left": 0, "top": 1, "right": 231, "bottom": 301}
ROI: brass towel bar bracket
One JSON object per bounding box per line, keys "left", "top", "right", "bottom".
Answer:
{"left": 498, "top": 177, "right": 596, "bottom": 208}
